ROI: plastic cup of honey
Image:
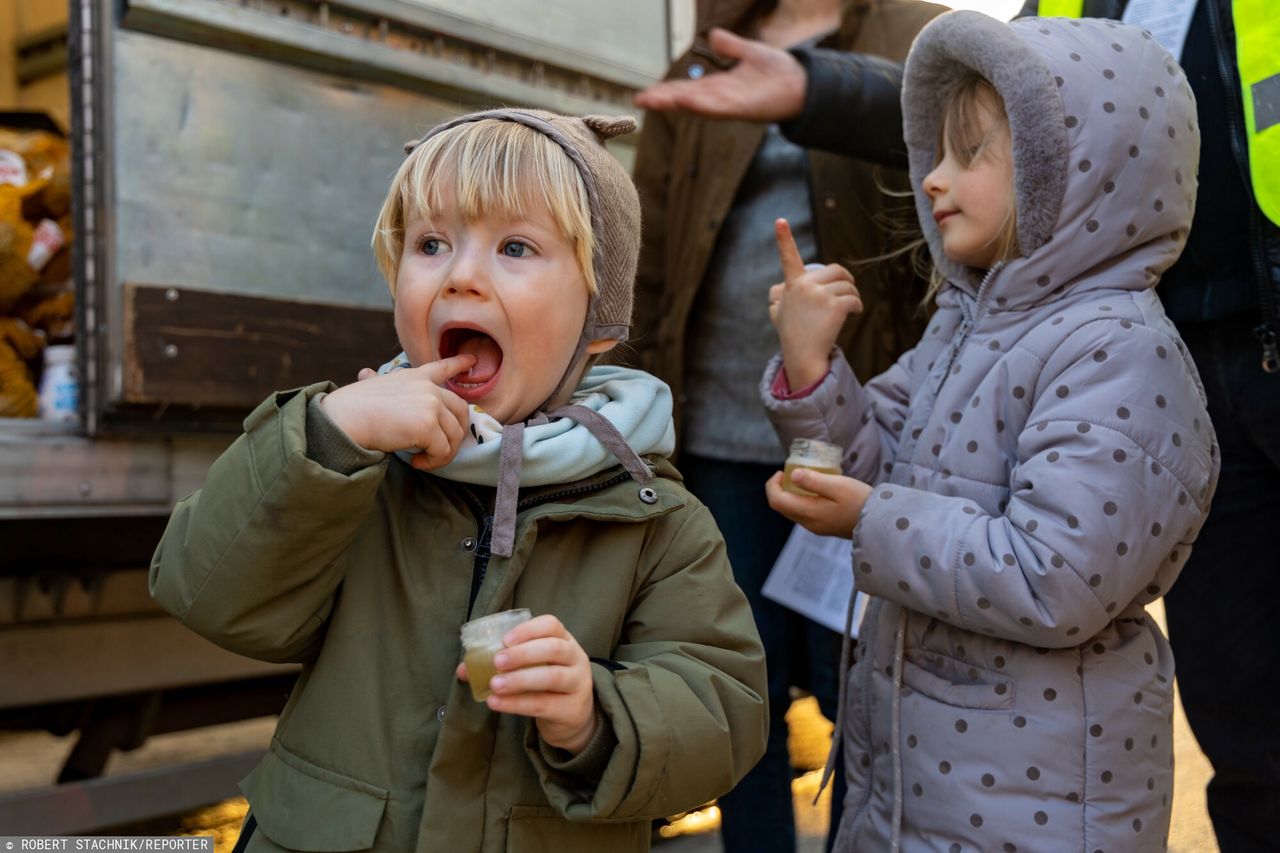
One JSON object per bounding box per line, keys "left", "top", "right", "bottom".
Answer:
{"left": 782, "top": 438, "right": 843, "bottom": 496}
{"left": 460, "top": 608, "right": 532, "bottom": 701}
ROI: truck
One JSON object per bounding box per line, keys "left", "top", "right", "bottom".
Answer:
{"left": 0, "top": 0, "right": 688, "bottom": 833}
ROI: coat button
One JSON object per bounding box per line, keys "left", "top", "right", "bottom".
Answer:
{"left": 687, "top": 63, "right": 705, "bottom": 79}
{"left": 824, "top": 197, "right": 837, "bottom": 210}
{"left": 461, "top": 537, "right": 477, "bottom": 552}
{"left": 638, "top": 487, "right": 658, "bottom": 504}
{"left": 436, "top": 705, "right": 447, "bottom": 722}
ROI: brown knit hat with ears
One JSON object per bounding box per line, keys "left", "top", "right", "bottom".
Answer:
{"left": 405, "top": 109, "right": 641, "bottom": 410}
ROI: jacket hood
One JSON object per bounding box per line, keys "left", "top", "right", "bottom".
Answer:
{"left": 902, "top": 12, "right": 1199, "bottom": 309}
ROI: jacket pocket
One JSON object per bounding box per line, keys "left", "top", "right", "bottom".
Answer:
{"left": 240, "top": 740, "right": 388, "bottom": 851}
{"left": 901, "top": 650, "right": 1015, "bottom": 710}
{"left": 505, "top": 805, "right": 648, "bottom": 853}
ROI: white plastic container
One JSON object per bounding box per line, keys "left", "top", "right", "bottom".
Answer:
{"left": 38, "top": 344, "right": 79, "bottom": 422}
{"left": 460, "top": 608, "right": 532, "bottom": 701}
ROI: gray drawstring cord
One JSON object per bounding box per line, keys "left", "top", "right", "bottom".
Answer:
{"left": 890, "top": 606, "right": 906, "bottom": 853}
{"left": 488, "top": 406, "right": 653, "bottom": 559}
{"left": 547, "top": 404, "right": 654, "bottom": 484}
{"left": 815, "top": 574, "right": 861, "bottom": 804}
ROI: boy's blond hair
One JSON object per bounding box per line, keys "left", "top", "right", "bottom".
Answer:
{"left": 372, "top": 118, "right": 597, "bottom": 295}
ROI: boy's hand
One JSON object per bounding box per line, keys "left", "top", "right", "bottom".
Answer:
{"left": 455, "top": 614, "right": 598, "bottom": 755}
{"left": 320, "top": 354, "right": 475, "bottom": 469}
{"left": 765, "top": 469, "right": 870, "bottom": 539}
{"left": 769, "top": 219, "right": 862, "bottom": 390}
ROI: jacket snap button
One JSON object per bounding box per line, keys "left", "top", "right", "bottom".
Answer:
{"left": 687, "top": 63, "right": 705, "bottom": 79}
{"left": 824, "top": 197, "right": 837, "bottom": 210}
{"left": 461, "top": 537, "right": 477, "bottom": 552}
{"left": 436, "top": 705, "right": 447, "bottom": 722}
{"left": 638, "top": 487, "right": 658, "bottom": 504}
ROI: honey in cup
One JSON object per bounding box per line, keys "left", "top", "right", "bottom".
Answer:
{"left": 782, "top": 438, "right": 843, "bottom": 497}
{"left": 460, "top": 608, "right": 532, "bottom": 701}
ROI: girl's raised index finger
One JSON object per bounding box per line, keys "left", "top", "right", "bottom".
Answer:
{"left": 774, "top": 218, "right": 806, "bottom": 283}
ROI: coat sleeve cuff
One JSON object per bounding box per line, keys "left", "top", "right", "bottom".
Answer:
{"left": 770, "top": 364, "right": 829, "bottom": 400}
{"left": 779, "top": 47, "right": 909, "bottom": 168}
{"left": 533, "top": 706, "right": 617, "bottom": 785}
{"left": 779, "top": 46, "right": 837, "bottom": 149}
{"left": 305, "top": 395, "right": 386, "bottom": 475}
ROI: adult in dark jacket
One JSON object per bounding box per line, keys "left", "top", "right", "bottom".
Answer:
{"left": 638, "top": 2, "right": 1280, "bottom": 849}
{"left": 631, "top": 2, "right": 943, "bottom": 851}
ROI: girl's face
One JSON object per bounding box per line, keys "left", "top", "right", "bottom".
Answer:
{"left": 922, "top": 91, "right": 1015, "bottom": 271}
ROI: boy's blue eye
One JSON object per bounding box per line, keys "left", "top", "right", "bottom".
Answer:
{"left": 422, "top": 238, "right": 441, "bottom": 255}
{"left": 502, "top": 240, "right": 529, "bottom": 258}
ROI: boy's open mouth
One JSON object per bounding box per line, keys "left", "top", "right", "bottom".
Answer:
{"left": 440, "top": 326, "right": 504, "bottom": 401}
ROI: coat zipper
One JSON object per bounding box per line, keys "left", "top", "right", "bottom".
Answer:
{"left": 449, "top": 469, "right": 637, "bottom": 618}
{"left": 1204, "top": 0, "right": 1280, "bottom": 372}
{"left": 452, "top": 483, "right": 493, "bottom": 619}
{"left": 934, "top": 264, "right": 1004, "bottom": 393}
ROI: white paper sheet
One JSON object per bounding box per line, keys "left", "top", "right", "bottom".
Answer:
{"left": 1122, "top": 0, "right": 1197, "bottom": 61}
{"left": 762, "top": 526, "right": 869, "bottom": 637}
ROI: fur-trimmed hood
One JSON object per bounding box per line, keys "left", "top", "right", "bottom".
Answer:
{"left": 902, "top": 12, "right": 1199, "bottom": 309}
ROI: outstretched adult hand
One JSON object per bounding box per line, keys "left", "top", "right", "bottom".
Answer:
{"left": 633, "top": 28, "right": 807, "bottom": 123}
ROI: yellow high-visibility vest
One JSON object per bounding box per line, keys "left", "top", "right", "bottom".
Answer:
{"left": 1038, "top": 0, "right": 1085, "bottom": 16}
{"left": 1042, "top": 0, "right": 1280, "bottom": 226}
{"left": 1233, "top": 0, "right": 1280, "bottom": 227}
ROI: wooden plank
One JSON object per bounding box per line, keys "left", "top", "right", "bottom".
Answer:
{"left": 0, "top": 750, "right": 263, "bottom": 835}
{"left": 123, "top": 283, "right": 399, "bottom": 409}
{"left": 0, "top": 615, "right": 297, "bottom": 708}
{"left": 0, "top": 429, "right": 170, "bottom": 508}
{"left": 0, "top": 429, "right": 228, "bottom": 516}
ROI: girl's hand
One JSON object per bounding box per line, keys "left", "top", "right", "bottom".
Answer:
{"left": 769, "top": 219, "right": 862, "bottom": 389}
{"left": 320, "top": 354, "right": 475, "bottom": 469}
{"left": 765, "top": 469, "right": 871, "bottom": 538}
{"left": 455, "top": 614, "right": 598, "bottom": 754}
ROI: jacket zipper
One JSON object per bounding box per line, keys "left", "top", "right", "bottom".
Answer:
{"left": 452, "top": 483, "right": 493, "bottom": 619}
{"left": 449, "top": 469, "right": 638, "bottom": 618}
{"left": 935, "top": 264, "right": 1004, "bottom": 391}
{"left": 515, "top": 469, "right": 634, "bottom": 512}
{"left": 1205, "top": 0, "right": 1280, "bottom": 372}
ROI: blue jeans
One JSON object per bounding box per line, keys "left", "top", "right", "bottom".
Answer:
{"left": 680, "top": 454, "right": 844, "bottom": 853}
{"left": 1163, "top": 316, "right": 1280, "bottom": 853}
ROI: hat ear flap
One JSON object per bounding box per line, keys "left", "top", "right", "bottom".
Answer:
{"left": 582, "top": 115, "right": 637, "bottom": 142}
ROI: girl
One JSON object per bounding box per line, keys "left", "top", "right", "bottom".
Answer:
{"left": 762, "top": 11, "right": 1217, "bottom": 851}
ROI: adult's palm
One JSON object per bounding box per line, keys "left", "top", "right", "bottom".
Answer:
{"left": 633, "top": 28, "right": 806, "bottom": 123}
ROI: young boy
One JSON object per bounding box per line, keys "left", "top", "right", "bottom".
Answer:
{"left": 149, "top": 109, "right": 767, "bottom": 852}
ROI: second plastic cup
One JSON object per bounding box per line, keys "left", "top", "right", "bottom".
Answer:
{"left": 460, "top": 608, "right": 532, "bottom": 701}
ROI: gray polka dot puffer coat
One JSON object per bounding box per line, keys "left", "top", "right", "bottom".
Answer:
{"left": 761, "top": 12, "right": 1219, "bottom": 853}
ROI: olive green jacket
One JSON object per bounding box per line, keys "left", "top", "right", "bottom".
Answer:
{"left": 150, "top": 384, "right": 768, "bottom": 852}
